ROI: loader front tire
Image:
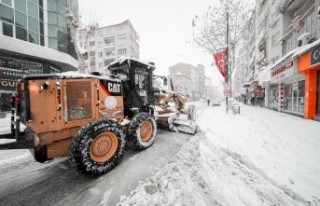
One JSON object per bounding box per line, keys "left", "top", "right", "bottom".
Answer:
{"left": 68, "top": 119, "right": 126, "bottom": 176}
{"left": 128, "top": 113, "right": 157, "bottom": 150}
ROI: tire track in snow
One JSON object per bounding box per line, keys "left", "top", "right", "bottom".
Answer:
{"left": 220, "top": 147, "right": 310, "bottom": 206}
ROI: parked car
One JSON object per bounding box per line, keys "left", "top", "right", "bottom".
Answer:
{"left": 212, "top": 99, "right": 221, "bottom": 106}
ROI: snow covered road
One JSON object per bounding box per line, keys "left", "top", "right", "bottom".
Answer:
{"left": 0, "top": 130, "right": 192, "bottom": 206}
{"left": 117, "top": 103, "right": 320, "bottom": 206}
{"left": 1, "top": 103, "right": 320, "bottom": 206}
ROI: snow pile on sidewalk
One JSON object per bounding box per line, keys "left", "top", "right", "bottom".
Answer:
{"left": 116, "top": 104, "right": 320, "bottom": 206}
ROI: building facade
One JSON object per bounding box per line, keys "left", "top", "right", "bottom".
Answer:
{"left": 0, "top": 0, "right": 79, "bottom": 111}
{"left": 235, "top": 0, "right": 320, "bottom": 120}
{"left": 169, "top": 63, "right": 205, "bottom": 100}
{"left": 168, "top": 73, "right": 192, "bottom": 97}
{"left": 81, "top": 19, "right": 140, "bottom": 74}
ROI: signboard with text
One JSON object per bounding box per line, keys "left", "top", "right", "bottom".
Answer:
{"left": 271, "top": 61, "right": 294, "bottom": 83}
{"left": 311, "top": 44, "right": 320, "bottom": 66}
{"left": 0, "top": 79, "right": 18, "bottom": 91}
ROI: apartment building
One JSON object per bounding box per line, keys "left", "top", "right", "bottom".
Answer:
{"left": 169, "top": 63, "right": 205, "bottom": 100}
{"left": 236, "top": 0, "right": 320, "bottom": 120}
{"left": 168, "top": 73, "right": 192, "bottom": 97}
{"left": 82, "top": 19, "right": 140, "bottom": 74}
{"left": 0, "top": 0, "right": 79, "bottom": 111}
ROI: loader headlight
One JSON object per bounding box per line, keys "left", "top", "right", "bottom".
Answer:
{"left": 105, "top": 96, "right": 117, "bottom": 109}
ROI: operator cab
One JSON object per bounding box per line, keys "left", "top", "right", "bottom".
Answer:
{"left": 107, "top": 57, "right": 155, "bottom": 118}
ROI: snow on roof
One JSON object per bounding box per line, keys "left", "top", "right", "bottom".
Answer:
{"left": 108, "top": 56, "right": 156, "bottom": 70}
{"left": 256, "top": 38, "right": 320, "bottom": 80}
{"left": 292, "top": 38, "right": 320, "bottom": 58}
{"left": 0, "top": 35, "right": 78, "bottom": 70}
{"left": 22, "top": 71, "right": 120, "bottom": 82}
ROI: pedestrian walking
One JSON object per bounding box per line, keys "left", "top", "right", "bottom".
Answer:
{"left": 207, "top": 99, "right": 210, "bottom": 106}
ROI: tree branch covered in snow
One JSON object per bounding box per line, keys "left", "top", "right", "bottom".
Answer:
{"left": 192, "top": 0, "right": 254, "bottom": 54}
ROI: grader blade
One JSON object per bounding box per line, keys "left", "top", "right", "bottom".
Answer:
{"left": 172, "top": 119, "right": 197, "bottom": 135}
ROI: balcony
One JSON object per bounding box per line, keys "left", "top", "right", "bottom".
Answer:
{"left": 278, "top": 0, "right": 306, "bottom": 13}
{"left": 259, "top": 39, "right": 267, "bottom": 51}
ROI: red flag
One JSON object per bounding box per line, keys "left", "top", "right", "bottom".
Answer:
{"left": 213, "top": 49, "right": 226, "bottom": 78}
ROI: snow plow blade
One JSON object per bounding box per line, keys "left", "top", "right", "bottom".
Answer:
{"left": 172, "top": 119, "right": 197, "bottom": 135}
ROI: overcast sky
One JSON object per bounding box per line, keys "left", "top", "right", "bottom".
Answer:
{"left": 79, "top": 0, "right": 225, "bottom": 86}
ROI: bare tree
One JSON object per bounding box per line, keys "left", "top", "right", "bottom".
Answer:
{"left": 192, "top": 0, "right": 253, "bottom": 54}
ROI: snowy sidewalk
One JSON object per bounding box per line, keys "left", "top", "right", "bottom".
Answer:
{"left": 117, "top": 103, "right": 320, "bottom": 206}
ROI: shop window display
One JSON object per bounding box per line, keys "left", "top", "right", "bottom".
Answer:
{"left": 269, "top": 85, "right": 278, "bottom": 110}
{"left": 284, "top": 84, "right": 292, "bottom": 111}
{"left": 298, "top": 80, "right": 305, "bottom": 114}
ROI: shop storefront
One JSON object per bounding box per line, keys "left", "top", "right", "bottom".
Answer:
{"left": 269, "top": 60, "right": 305, "bottom": 115}
{"left": 297, "top": 44, "right": 320, "bottom": 120}
{"left": 0, "top": 52, "right": 77, "bottom": 112}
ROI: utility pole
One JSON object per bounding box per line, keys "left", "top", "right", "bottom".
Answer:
{"left": 225, "top": 0, "right": 229, "bottom": 113}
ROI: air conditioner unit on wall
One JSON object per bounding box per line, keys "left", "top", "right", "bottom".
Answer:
{"left": 297, "top": 33, "right": 310, "bottom": 47}
{"left": 292, "top": 16, "right": 301, "bottom": 30}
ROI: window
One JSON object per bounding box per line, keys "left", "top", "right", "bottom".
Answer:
{"left": 48, "top": 25, "right": 58, "bottom": 37}
{"left": 98, "top": 41, "right": 103, "bottom": 47}
{"left": 15, "top": 0, "right": 26, "bottom": 13}
{"left": 98, "top": 52, "right": 103, "bottom": 57}
{"left": 48, "top": 12, "right": 57, "bottom": 24}
{"left": 99, "top": 62, "right": 103, "bottom": 68}
{"left": 49, "top": 38, "right": 58, "bottom": 49}
{"left": 16, "top": 25, "right": 27, "bottom": 41}
{"left": 57, "top": 29, "right": 67, "bottom": 52}
{"left": 15, "top": 10, "right": 27, "bottom": 28}
{"left": 271, "top": 31, "right": 280, "bottom": 46}
{"left": 98, "top": 31, "right": 103, "bottom": 36}
{"left": 28, "top": 0, "right": 38, "bottom": 4}
{"left": 40, "top": 21, "right": 44, "bottom": 35}
{"left": 118, "top": 37, "right": 127, "bottom": 47}
{"left": 28, "top": 16, "right": 39, "bottom": 32}
{"left": 27, "top": 1, "right": 38, "bottom": 19}
{"left": 89, "top": 51, "right": 95, "bottom": 56}
{"left": 89, "top": 41, "right": 95, "bottom": 46}
{"left": 40, "top": 34, "right": 44, "bottom": 45}
{"left": 39, "top": 7, "right": 43, "bottom": 21}
{"left": 57, "top": 14, "right": 66, "bottom": 28}
{"left": 118, "top": 48, "right": 127, "bottom": 55}
{"left": 2, "top": 0, "right": 12, "bottom": 6}
{"left": 0, "top": 4, "right": 14, "bottom": 23}
{"left": 2, "top": 22, "right": 13, "bottom": 37}
{"left": 298, "top": 80, "right": 305, "bottom": 113}
{"left": 104, "top": 36, "right": 115, "bottom": 46}
{"left": 90, "top": 61, "right": 96, "bottom": 66}
{"left": 28, "top": 31, "right": 39, "bottom": 44}
{"left": 47, "top": 0, "right": 57, "bottom": 11}
{"left": 105, "top": 51, "right": 114, "bottom": 57}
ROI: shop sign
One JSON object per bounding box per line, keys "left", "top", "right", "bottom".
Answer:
{"left": 311, "top": 44, "right": 320, "bottom": 66}
{"left": 271, "top": 61, "right": 294, "bottom": 83}
{"left": 0, "top": 79, "right": 18, "bottom": 90}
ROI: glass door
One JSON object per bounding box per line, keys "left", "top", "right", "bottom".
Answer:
{"left": 298, "top": 80, "right": 305, "bottom": 114}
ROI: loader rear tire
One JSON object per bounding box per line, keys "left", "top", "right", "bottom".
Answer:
{"left": 128, "top": 113, "right": 157, "bottom": 150}
{"left": 68, "top": 119, "right": 126, "bottom": 176}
